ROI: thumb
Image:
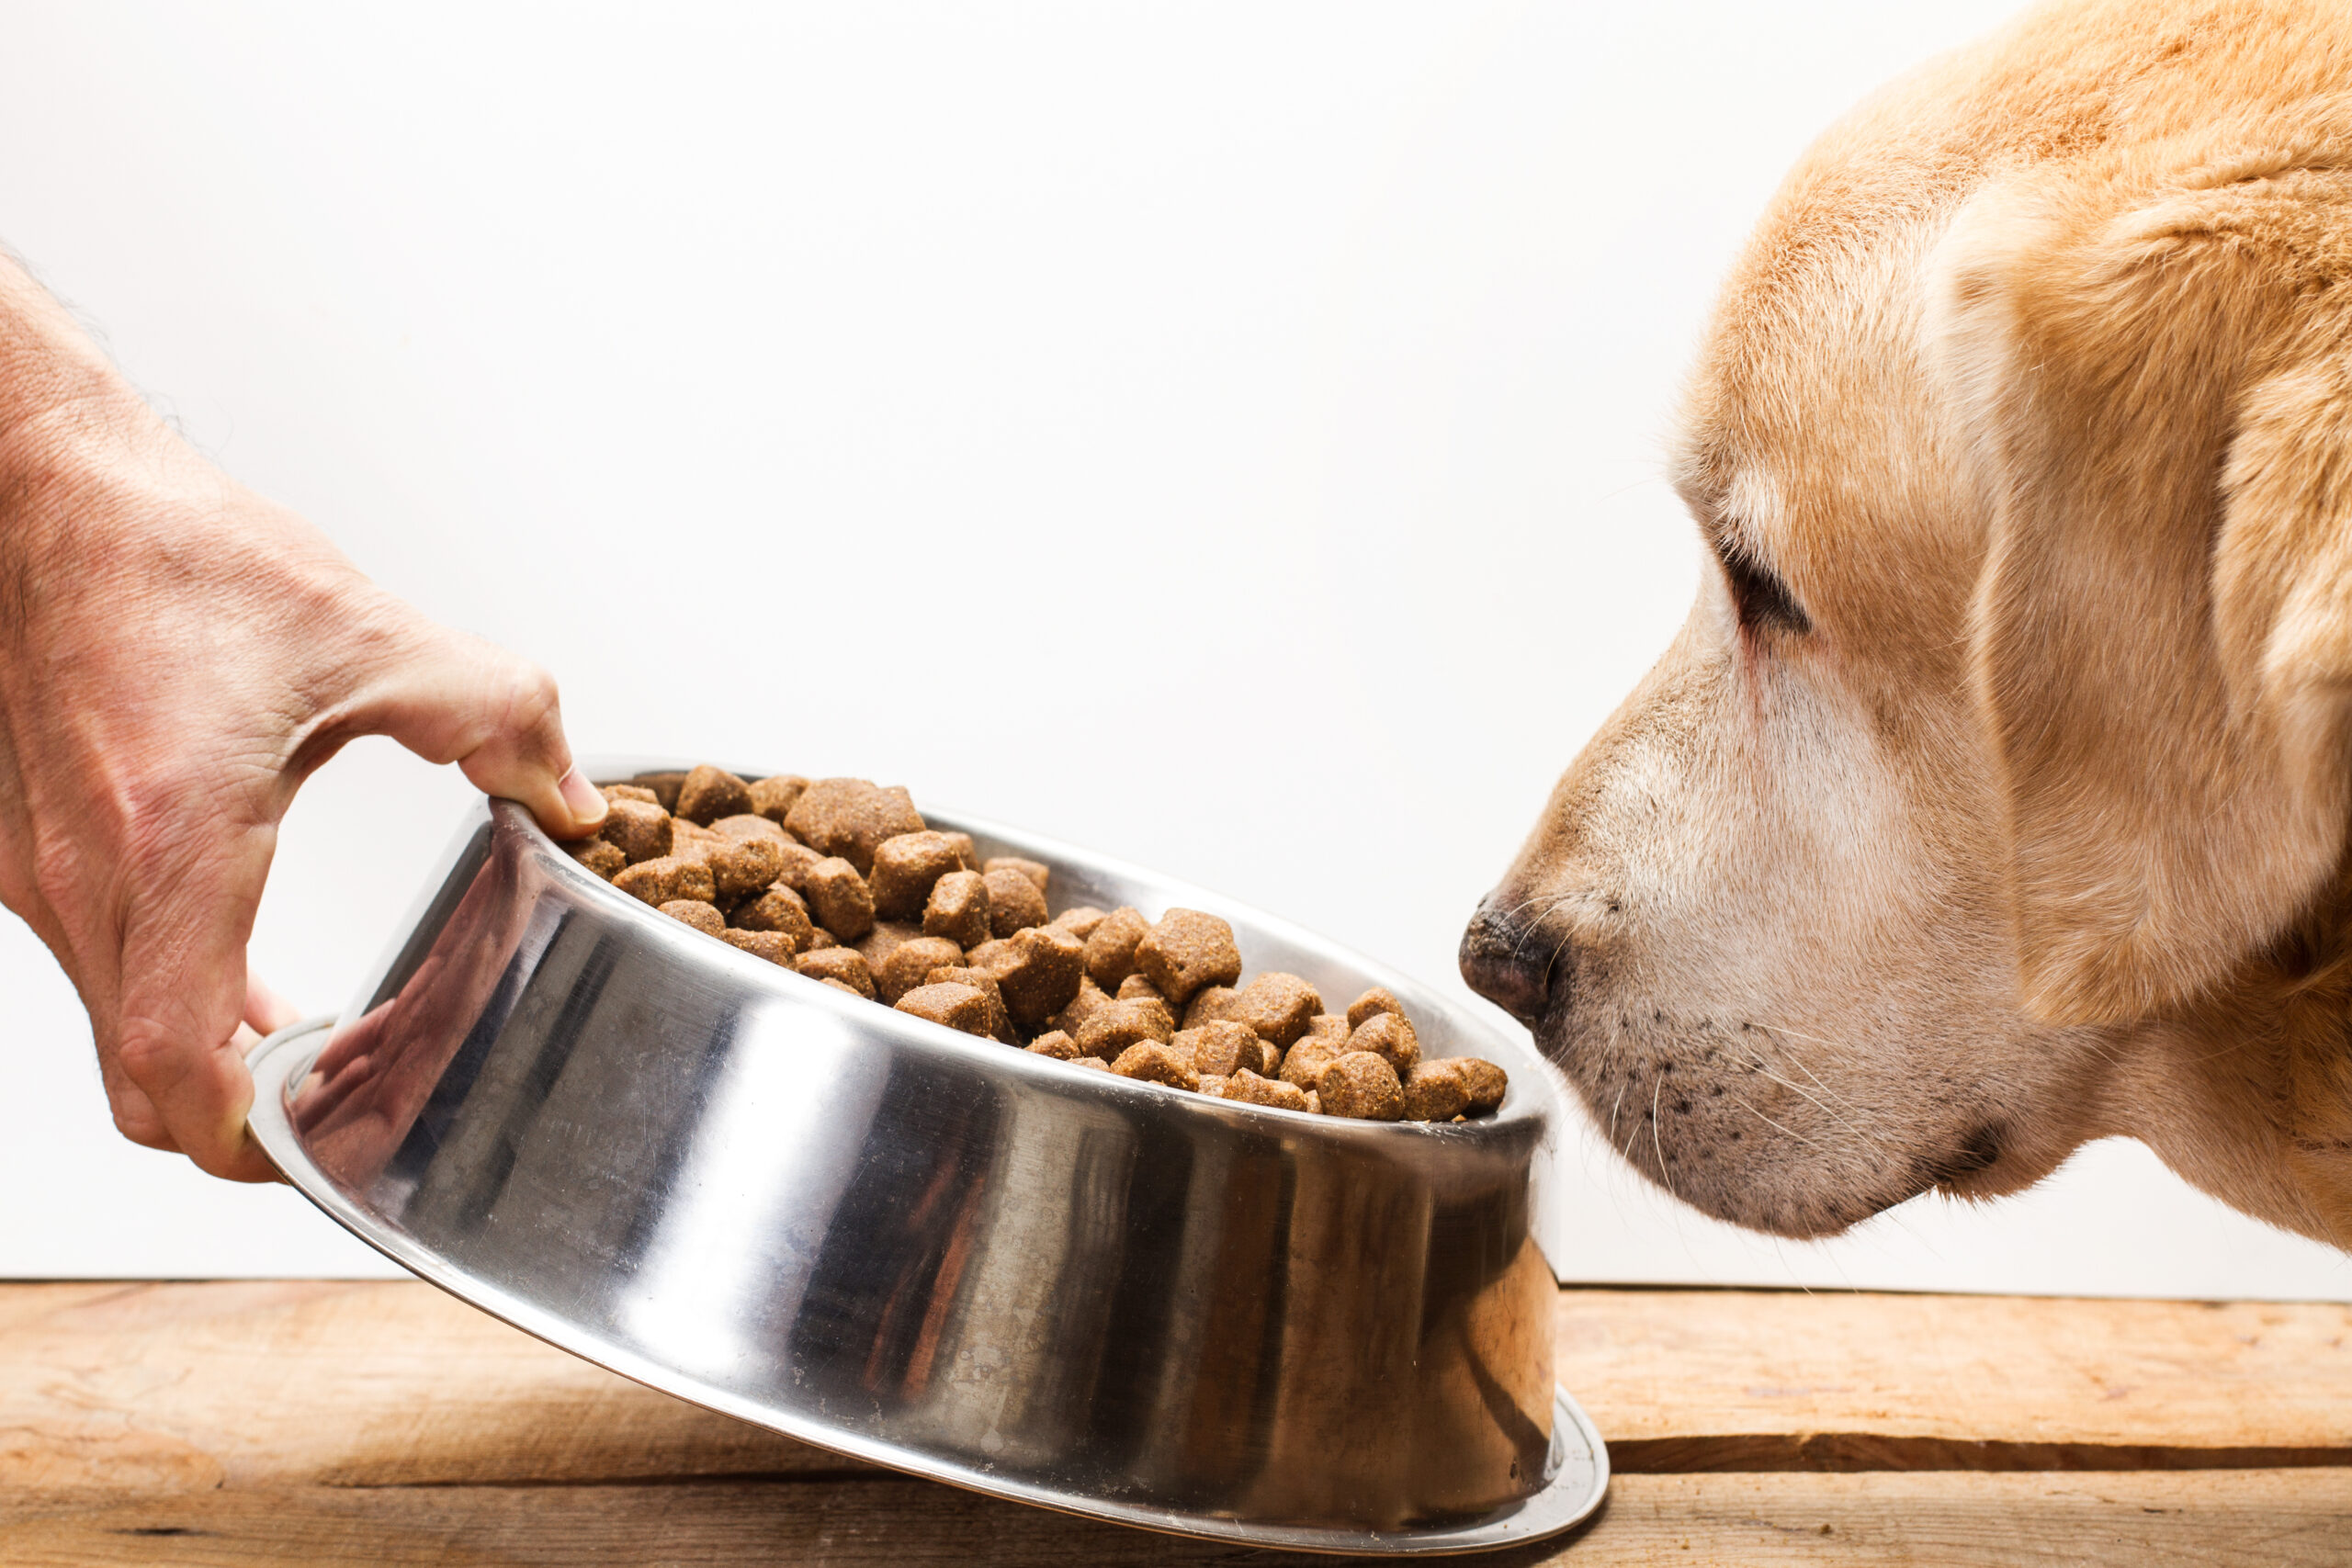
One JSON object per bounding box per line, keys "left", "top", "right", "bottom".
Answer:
{"left": 347, "top": 616, "right": 606, "bottom": 839}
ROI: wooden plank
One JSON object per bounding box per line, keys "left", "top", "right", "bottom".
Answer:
{"left": 1559, "top": 1288, "right": 2352, "bottom": 1456}
{"left": 4, "top": 1471, "right": 2347, "bottom": 1568}
{"left": 4, "top": 1280, "right": 2350, "bottom": 1493}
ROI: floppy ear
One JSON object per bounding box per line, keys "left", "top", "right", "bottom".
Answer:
{"left": 1936, "top": 153, "right": 2352, "bottom": 1025}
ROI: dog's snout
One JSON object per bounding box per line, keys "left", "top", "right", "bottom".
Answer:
{"left": 1459, "top": 897, "right": 1556, "bottom": 1027}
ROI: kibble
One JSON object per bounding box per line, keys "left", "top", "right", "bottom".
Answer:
{"left": 1347, "top": 1011, "right": 1420, "bottom": 1077}
{"left": 877, "top": 936, "right": 966, "bottom": 1005}
{"left": 923, "top": 869, "right": 992, "bottom": 949}
{"left": 1084, "top": 907, "right": 1149, "bottom": 991}
{"left": 721, "top": 929, "right": 796, "bottom": 967}
{"left": 599, "top": 797, "right": 673, "bottom": 864}
{"left": 1135, "top": 908, "right": 1242, "bottom": 1005}
{"left": 567, "top": 838, "right": 627, "bottom": 879}
{"left": 895, "top": 982, "right": 995, "bottom": 1036}
{"left": 661, "top": 899, "right": 726, "bottom": 937}
{"left": 1230, "top": 972, "right": 1321, "bottom": 1049}
{"left": 614, "top": 855, "right": 716, "bottom": 907}
{"left": 582, "top": 765, "right": 1507, "bottom": 1121}
{"left": 803, "top": 856, "right": 876, "bottom": 943}
{"left": 796, "top": 946, "right": 876, "bottom": 998}
{"left": 786, "top": 778, "right": 925, "bottom": 875}
{"left": 983, "top": 866, "right": 1048, "bottom": 938}
{"left": 1112, "top": 1042, "right": 1200, "bottom": 1091}
{"left": 871, "top": 831, "right": 967, "bottom": 920}
{"left": 676, "top": 763, "right": 754, "bottom": 826}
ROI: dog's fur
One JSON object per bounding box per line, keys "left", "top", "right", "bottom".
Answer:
{"left": 1462, "top": 0, "right": 2352, "bottom": 1247}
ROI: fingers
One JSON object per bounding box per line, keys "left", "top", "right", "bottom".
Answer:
{"left": 244, "top": 974, "right": 301, "bottom": 1035}
{"left": 355, "top": 621, "right": 606, "bottom": 840}
{"left": 107, "top": 859, "right": 280, "bottom": 1184}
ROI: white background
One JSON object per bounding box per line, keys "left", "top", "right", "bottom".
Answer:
{"left": 0, "top": 1, "right": 2343, "bottom": 1298}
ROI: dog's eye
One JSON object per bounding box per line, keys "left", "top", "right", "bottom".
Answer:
{"left": 1716, "top": 542, "right": 1812, "bottom": 635}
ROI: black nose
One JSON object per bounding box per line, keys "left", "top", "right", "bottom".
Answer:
{"left": 1459, "top": 897, "right": 1555, "bottom": 1027}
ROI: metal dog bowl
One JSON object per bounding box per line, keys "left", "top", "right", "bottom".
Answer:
{"left": 245, "top": 763, "right": 1606, "bottom": 1553}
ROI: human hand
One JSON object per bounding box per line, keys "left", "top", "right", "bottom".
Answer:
{"left": 0, "top": 254, "right": 605, "bottom": 1180}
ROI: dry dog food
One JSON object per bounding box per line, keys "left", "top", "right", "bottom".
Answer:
{"left": 573, "top": 767, "right": 1509, "bottom": 1122}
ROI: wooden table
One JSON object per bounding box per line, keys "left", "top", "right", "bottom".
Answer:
{"left": 2, "top": 1281, "right": 2346, "bottom": 1564}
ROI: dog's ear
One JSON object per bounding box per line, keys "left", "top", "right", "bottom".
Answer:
{"left": 1935, "top": 153, "right": 2352, "bottom": 1024}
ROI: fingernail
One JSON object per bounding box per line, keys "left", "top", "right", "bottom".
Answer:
{"left": 559, "top": 766, "right": 607, "bottom": 829}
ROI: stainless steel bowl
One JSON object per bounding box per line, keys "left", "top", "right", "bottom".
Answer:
{"left": 244, "top": 764, "right": 1606, "bottom": 1553}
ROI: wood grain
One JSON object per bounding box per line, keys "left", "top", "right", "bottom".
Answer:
{"left": 6, "top": 1472, "right": 2348, "bottom": 1568}
{"left": 2, "top": 1280, "right": 2347, "bottom": 1565}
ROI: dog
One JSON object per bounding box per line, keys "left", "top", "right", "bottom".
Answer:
{"left": 1460, "top": 0, "right": 2352, "bottom": 1249}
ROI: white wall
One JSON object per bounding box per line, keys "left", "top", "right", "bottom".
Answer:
{"left": 0, "top": 0, "right": 2343, "bottom": 1298}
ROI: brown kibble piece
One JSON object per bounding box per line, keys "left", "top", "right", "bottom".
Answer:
{"left": 987, "top": 924, "right": 1086, "bottom": 1031}
{"left": 601, "top": 784, "right": 660, "bottom": 806}
{"left": 796, "top": 947, "right": 875, "bottom": 998}
{"left": 983, "top": 856, "right": 1050, "bottom": 897}
{"left": 711, "top": 836, "right": 792, "bottom": 904}
{"left": 714, "top": 813, "right": 787, "bottom": 844}
{"left": 1052, "top": 906, "right": 1107, "bottom": 940}
{"left": 1346, "top": 987, "right": 1406, "bottom": 1030}
{"left": 1402, "top": 1061, "right": 1471, "bottom": 1122}
{"left": 1135, "top": 908, "right": 1242, "bottom": 1005}
{"left": 1112, "top": 1042, "right": 1200, "bottom": 1091}
{"left": 566, "top": 839, "right": 627, "bottom": 880}
{"left": 896, "top": 982, "right": 996, "bottom": 1037}
{"left": 721, "top": 929, "right": 796, "bottom": 967}
{"left": 967, "top": 937, "right": 1012, "bottom": 971}
{"left": 666, "top": 818, "right": 724, "bottom": 863}
{"left": 1026, "top": 1030, "right": 1080, "bottom": 1060}
{"left": 786, "top": 778, "right": 926, "bottom": 875}
{"left": 1230, "top": 973, "right": 1323, "bottom": 1049}
{"left": 876, "top": 936, "right": 965, "bottom": 1005}
{"left": 631, "top": 772, "right": 687, "bottom": 810}
{"left": 1069, "top": 1055, "right": 1111, "bottom": 1074}
{"left": 1223, "top": 1069, "right": 1311, "bottom": 1112}
{"left": 1251, "top": 1040, "right": 1283, "bottom": 1077}
{"left": 1305, "top": 1089, "right": 1321, "bottom": 1115}
{"left": 803, "top": 856, "right": 876, "bottom": 942}
{"left": 804, "top": 928, "right": 838, "bottom": 952}
{"left": 730, "top": 885, "right": 814, "bottom": 948}
{"left": 926, "top": 965, "right": 1015, "bottom": 1042}
{"left": 767, "top": 840, "right": 823, "bottom": 894}
{"left": 660, "top": 899, "right": 726, "bottom": 937}
{"left": 923, "top": 870, "right": 991, "bottom": 949}
{"left": 855, "top": 919, "right": 922, "bottom": 969}
{"left": 676, "top": 764, "right": 754, "bottom": 826}
{"left": 1174, "top": 1021, "right": 1259, "bottom": 1077}
{"left": 870, "top": 831, "right": 968, "bottom": 920}
{"left": 1198, "top": 1074, "right": 1229, "bottom": 1099}
{"left": 1444, "top": 1056, "right": 1509, "bottom": 1113}
{"left": 1051, "top": 976, "right": 1113, "bottom": 1036}
{"left": 1318, "top": 1052, "right": 1406, "bottom": 1121}
{"left": 1346, "top": 1012, "right": 1421, "bottom": 1077}
{"left": 1084, "top": 907, "right": 1149, "bottom": 991}
{"left": 598, "top": 798, "right": 673, "bottom": 864}
{"left": 1117, "top": 973, "right": 1171, "bottom": 1010}
{"left": 1280, "top": 1036, "right": 1343, "bottom": 1092}
{"left": 1182, "top": 986, "right": 1238, "bottom": 1029}
{"left": 820, "top": 976, "right": 865, "bottom": 997}
{"left": 613, "top": 855, "right": 716, "bottom": 908}
{"left": 1300, "top": 1014, "right": 1351, "bottom": 1048}
{"left": 983, "top": 866, "right": 1048, "bottom": 937}
{"left": 748, "top": 774, "right": 808, "bottom": 825}
{"left": 1074, "top": 998, "right": 1175, "bottom": 1059}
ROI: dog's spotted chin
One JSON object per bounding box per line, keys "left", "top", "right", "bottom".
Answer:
{"left": 1532, "top": 995, "right": 2008, "bottom": 1239}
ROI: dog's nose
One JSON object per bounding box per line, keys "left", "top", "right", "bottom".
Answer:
{"left": 1459, "top": 897, "right": 1555, "bottom": 1027}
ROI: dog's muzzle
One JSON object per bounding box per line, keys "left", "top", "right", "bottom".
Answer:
{"left": 1458, "top": 897, "right": 1557, "bottom": 1028}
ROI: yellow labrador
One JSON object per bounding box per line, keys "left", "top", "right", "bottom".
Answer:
{"left": 1462, "top": 0, "right": 2352, "bottom": 1247}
